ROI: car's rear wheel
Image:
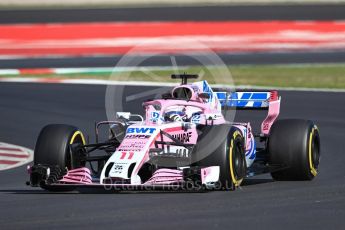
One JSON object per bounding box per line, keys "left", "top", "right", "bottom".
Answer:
{"left": 268, "top": 119, "right": 320, "bottom": 180}
{"left": 194, "top": 126, "right": 246, "bottom": 190}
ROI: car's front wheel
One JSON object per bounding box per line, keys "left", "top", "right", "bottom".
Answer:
{"left": 34, "top": 124, "right": 86, "bottom": 189}
{"left": 194, "top": 126, "right": 246, "bottom": 190}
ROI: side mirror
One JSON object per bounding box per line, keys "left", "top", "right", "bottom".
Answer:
{"left": 116, "top": 112, "right": 131, "bottom": 120}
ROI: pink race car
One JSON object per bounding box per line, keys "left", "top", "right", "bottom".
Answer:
{"left": 27, "top": 74, "right": 320, "bottom": 191}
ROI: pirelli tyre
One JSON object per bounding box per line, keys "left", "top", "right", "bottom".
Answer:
{"left": 268, "top": 119, "right": 320, "bottom": 181}
{"left": 194, "top": 126, "right": 246, "bottom": 190}
{"left": 34, "top": 124, "right": 86, "bottom": 170}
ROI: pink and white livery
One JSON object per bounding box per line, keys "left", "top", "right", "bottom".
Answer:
{"left": 28, "top": 74, "right": 321, "bottom": 192}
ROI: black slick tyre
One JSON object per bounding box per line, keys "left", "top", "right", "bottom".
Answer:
{"left": 34, "top": 124, "right": 86, "bottom": 170}
{"left": 268, "top": 119, "right": 320, "bottom": 180}
{"left": 194, "top": 126, "right": 246, "bottom": 190}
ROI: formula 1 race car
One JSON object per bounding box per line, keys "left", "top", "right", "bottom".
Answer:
{"left": 27, "top": 74, "right": 320, "bottom": 192}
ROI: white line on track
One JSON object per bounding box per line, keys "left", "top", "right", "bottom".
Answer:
{"left": 1, "top": 77, "right": 344, "bottom": 93}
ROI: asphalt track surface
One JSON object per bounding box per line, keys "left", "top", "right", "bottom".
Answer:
{"left": 1, "top": 4, "right": 345, "bottom": 23}
{"left": 2, "top": 51, "right": 345, "bottom": 69}
{"left": 0, "top": 82, "right": 344, "bottom": 229}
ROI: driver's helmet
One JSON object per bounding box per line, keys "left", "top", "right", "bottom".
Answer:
{"left": 164, "top": 105, "right": 186, "bottom": 122}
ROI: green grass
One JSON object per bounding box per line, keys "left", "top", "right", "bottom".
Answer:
{"left": 3, "top": 63, "right": 345, "bottom": 89}
{"left": 230, "top": 64, "right": 345, "bottom": 89}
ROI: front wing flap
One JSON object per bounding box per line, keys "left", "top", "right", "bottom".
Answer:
{"left": 27, "top": 165, "right": 220, "bottom": 192}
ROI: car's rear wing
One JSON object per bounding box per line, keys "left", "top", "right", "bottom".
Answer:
{"left": 215, "top": 91, "right": 281, "bottom": 135}
{"left": 215, "top": 91, "right": 278, "bottom": 110}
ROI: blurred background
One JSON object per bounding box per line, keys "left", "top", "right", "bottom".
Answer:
{"left": 0, "top": 0, "right": 345, "bottom": 88}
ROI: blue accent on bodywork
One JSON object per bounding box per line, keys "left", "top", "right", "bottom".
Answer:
{"left": 245, "top": 138, "right": 256, "bottom": 160}
{"left": 215, "top": 92, "right": 270, "bottom": 108}
{"left": 240, "top": 93, "right": 251, "bottom": 99}
{"left": 249, "top": 140, "right": 256, "bottom": 160}
{"left": 203, "top": 80, "right": 213, "bottom": 102}
{"left": 216, "top": 92, "right": 226, "bottom": 100}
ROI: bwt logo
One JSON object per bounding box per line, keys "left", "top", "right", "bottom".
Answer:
{"left": 127, "top": 127, "right": 156, "bottom": 134}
